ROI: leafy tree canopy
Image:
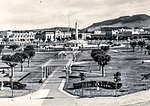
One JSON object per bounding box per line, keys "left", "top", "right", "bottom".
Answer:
{"left": 1, "top": 55, "right": 19, "bottom": 67}
{"left": 91, "top": 49, "right": 105, "bottom": 58}
{"left": 94, "top": 53, "right": 111, "bottom": 66}
{"left": 146, "top": 44, "right": 150, "bottom": 50}
{"left": 9, "top": 45, "right": 19, "bottom": 51}
{"left": 101, "top": 46, "right": 110, "bottom": 52}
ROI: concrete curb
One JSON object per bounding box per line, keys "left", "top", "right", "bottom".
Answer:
{"left": 58, "top": 79, "right": 77, "bottom": 98}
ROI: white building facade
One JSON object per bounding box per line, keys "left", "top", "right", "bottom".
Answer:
{"left": 0, "top": 30, "right": 36, "bottom": 44}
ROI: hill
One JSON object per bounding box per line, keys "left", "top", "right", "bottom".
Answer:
{"left": 84, "top": 14, "right": 150, "bottom": 32}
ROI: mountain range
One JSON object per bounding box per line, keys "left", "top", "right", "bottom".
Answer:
{"left": 84, "top": 14, "right": 150, "bottom": 32}
{"left": 10, "top": 14, "right": 150, "bottom": 33}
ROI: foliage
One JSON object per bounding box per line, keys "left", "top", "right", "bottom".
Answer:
{"left": 91, "top": 49, "right": 111, "bottom": 77}
{"left": 79, "top": 73, "right": 85, "bottom": 81}
{"left": 1, "top": 55, "right": 19, "bottom": 67}
{"left": 0, "top": 45, "right": 4, "bottom": 54}
{"left": 47, "top": 38, "right": 51, "bottom": 42}
{"left": 146, "top": 44, "right": 150, "bottom": 50}
{"left": 24, "top": 45, "right": 34, "bottom": 51}
{"left": 138, "top": 40, "right": 146, "bottom": 51}
{"left": 24, "top": 50, "right": 35, "bottom": 59}
{"left": 91, "top": 49, "right": 105, "bottom": 59}
{"left": 8, "top": 45, "right": 19, "bottom": 51}
{"left": 24, "top": 45, "right": 35, "bottom": 67}
{"left": 14, "top": 53, "right": 28, "bottom": 71}
{"left": 2, "top": 38, "right": 9, "bottom": 42}
{"left": 141, "top": 73, "right": 150, "bottom": 80}
{"left": 101, "top": 46, "right": 110, "bottom": 52}
{"left": 114, "top": 72, "right": 121, "bottom": 82}
{"left": 94, "top": 53, "right": 111, "bottom": 67}
{"left": 130, "top": 40, "right": 137, "bottom": 52}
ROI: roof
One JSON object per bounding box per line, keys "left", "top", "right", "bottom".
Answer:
{"left": 42, "top": 59, "right": 72, "bottom": 67}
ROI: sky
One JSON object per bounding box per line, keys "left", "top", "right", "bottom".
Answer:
{"left": 0, "top": 0, "right": 150, "bottom": 30}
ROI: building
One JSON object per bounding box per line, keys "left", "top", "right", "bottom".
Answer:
{"left": 35, "top": 30, "right": 72, "bottom": 42}
{"left": 0, "top": 30, "right": 36, "bottom": 44}
{"left": 10, "top": 31, "right": 36, "bottom": 44}
{"left": 91, "top": 28, "right": 113, "bottom": 40}
{"left": 45, "top": 31, "right": 55, "bottom": 42}
{"left": 55, "top": 30, "right": 71, "bottom": 40}
{"left": 80, "top": 32, "right": 92, "bottom": 40}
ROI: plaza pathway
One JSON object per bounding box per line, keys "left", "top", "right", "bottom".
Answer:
{"left": 0, "top": 54, "right": 150, "bottom": 106}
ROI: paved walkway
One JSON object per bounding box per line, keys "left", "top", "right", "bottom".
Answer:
{"left": 41, "top": 67, "right": 76, "bottom": 106}
{"left": 0, "top": 54, "right": 150, "bottom": 106}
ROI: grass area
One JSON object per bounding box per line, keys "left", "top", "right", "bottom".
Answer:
{"left": 0, "top": 50, "right": 58, "bottom": 98}
{"left": 65, "top": 44, "right": 150, "bottom": 97}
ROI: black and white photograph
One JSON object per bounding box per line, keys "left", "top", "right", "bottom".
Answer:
{"left": 0, "top": 0, "right": 150, "bottom": 106}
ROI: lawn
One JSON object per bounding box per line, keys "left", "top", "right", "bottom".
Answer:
{"left": 0, "top": 50, "right": 58, "bottom": 98}
{"left": 65, "top": 44, "right": 150, "bottom": 97}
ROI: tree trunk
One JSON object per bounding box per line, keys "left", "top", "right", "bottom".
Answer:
{"left": 101, "top": 66, "right": 104, "bottom": 77}
{"left": 1, "top": 49, "right": 3, "bottom": 56}
{"left": 99, "top": 65, "right": 101, "bottom": 72}
{"left": 148, "top": 50, "right": 150, "bottom": 55}
{"left": 21, "top": 63, "right": 23, "bottom": 71}
{"left": 141, "top": 47, "right": 143, "bottom": 51}
{"left": 13, "top": 49, "right": 15, "bottom": 55}
{"left": 10, "top": 67, "right": 14, "bottom": 78}
{"left": 10, "top": 67, "right": 14, "bottom": 98}
{"left": 98, "top": 44, "right": 100, "bottom": 49}
{"left": 133, "top": 47, "right": 135, "bottom": 52}
{"left": 28, "top": 59, "right": 30, "bottom": 67}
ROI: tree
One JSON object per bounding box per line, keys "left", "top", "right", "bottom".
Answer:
{"left": 47, "top": 38, "right": 51, "bottom": 42}
{"left": 94, "top": 53, "right": 111, "bottom": 77}
{"left": 91, "top": 49, "right": 111, "bottom": 77}
{"left": 24, "top": 45, "right": 35, "bottom": 67}
{"left": 130, "top": 40, "right": 137, "bottom": 52}
{"left": 1, "top": 54, "right": 19, "bottom": 97}
{"left": 141, "top": 73, "right": 150, "bottom": 90}
{"left": 42, "top": 37, "right": 46, "bottom": 42}
{"left": 146, "top": 44, "right": 150, "bottom": 55}
{"left": 8, "top": 45, "right": 19, "bottom": 52}
{"left": 91, "top": 49, "right": 105, "bottom": 59}
{"left": 14, "top": 53, "right": 28, "bottom": 71}
{"left": 138, "top": 40, "right": 146, "bottom": 51}
{"left": 2, "top": 37, "right": 9, "bottom": 42}
{"left": 101, "top": 46, "right": 110, "bottom": 52}
{"left": 114, "top": 72, "right": 121, "bottom": 97}
{"left": 0, "top": 45, "right": 4, "bottom": 55}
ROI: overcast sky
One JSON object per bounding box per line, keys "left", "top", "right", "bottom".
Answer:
{"left": 0, "top": 0, "right": 150, "bottom": 30}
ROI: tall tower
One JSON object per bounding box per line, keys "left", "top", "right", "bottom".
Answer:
{"left": 75, "top": 22, "right": 79, "bottom": 43}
